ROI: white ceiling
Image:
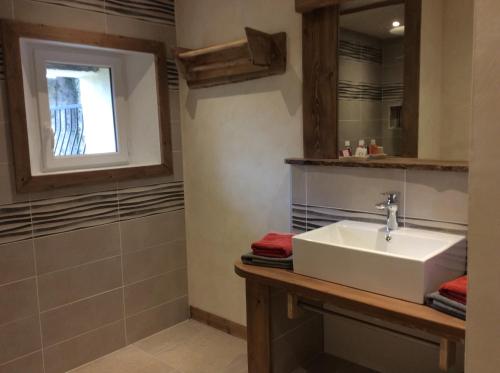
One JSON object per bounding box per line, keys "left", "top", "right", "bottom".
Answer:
{"left": 340, "top": 3, "right": 405, "bottom": 39}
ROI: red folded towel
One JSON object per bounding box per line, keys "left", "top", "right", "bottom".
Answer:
{"left": 251, "top": 232, "right": 294, "bottom": 258}
{"left": 439, "top": 275, "right": 467, "bottom": 305}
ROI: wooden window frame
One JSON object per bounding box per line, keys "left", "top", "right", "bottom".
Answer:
{"left": 297, "top": 0, "right": 422, "bottom": 159}
{"left": 1, "top": 20, "right": 173, "bottom": 192}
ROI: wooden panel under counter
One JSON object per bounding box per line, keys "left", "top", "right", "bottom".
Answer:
{"left": 234, "top": 260, "right": 465, "bottom": 372}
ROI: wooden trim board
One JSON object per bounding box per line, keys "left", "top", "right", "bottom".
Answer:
{"left": 302, "top": 5, "right": 339, "bottom": 158}
{"left": 190, "top": 306, "right": 247, "bottom": 340}
{"left": 285, "top": 157, "right": 468, "bottom": 172}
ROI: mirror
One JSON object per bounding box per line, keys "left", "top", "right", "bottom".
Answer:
{"left": 337, "top": 0, "right": 472, "bottom": 161}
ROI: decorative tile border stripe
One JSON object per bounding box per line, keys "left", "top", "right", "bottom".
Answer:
{"left": 105, "top": 0, "right": 175, "bottom": 26}
{"left": 31, "top": 189, "right": 120, "bottom": 237}
{"left": 167, "top": 59, "right": 179, "bottom": 91}
{"left": 339, "top": 39, "right": 382, "bottom": 64}
{"left": 0, "top": 203, "right": 32, "bottom": 244}
{"left": 118, "top": 182, "right": 184, "bottom": 220}
{"left": 382, "top": 83, "right": 404, "bottom": 101}
{"left": 32, "top": 0, "right": 175, "bottom": 26}
{"left": 32, "top": 0, "right": 105, "bottom": 12}
{"left": 0, "top": 182, "right": 185, "bottom": 244}
{"left": 292, "top": 203, "right": 468, "bottom": 235}
{"left": 339, "top": 81, "right": 382, "bottom": 101}
{"left": 339, "top": 82, "right": 404, "bottom": 102}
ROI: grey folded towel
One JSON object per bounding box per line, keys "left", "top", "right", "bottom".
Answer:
{"left": 425, "top": 291, "right": 466, "bottom": 320}
{"left": 241, "top": 252, "right": 293, "bottom": 270}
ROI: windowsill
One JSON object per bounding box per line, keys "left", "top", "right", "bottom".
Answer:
{"left": 285, "top": 157, "right": 469, "bottom": 172}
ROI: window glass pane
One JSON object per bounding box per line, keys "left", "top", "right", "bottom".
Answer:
{"left": 46, "top": 63, "right": 117, "bottom": 156}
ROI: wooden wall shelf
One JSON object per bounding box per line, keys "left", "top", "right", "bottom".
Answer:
{"left": 174, "top": 27, "right": 286, "bottom": 89}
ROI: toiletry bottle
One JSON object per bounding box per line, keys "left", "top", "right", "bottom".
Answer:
{"left": 355, "top": 140, "right": 367, "bottom": 157}
{"left": 369, "top": 139, "right": 379, "bottom": 155}
{"left": 339, "top": 140, "right": 352, "bottom": 158}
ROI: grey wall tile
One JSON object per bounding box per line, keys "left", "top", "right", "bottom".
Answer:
{"left": 40, "top": 289, "right": 124, "bottom": 347}
{"left": 35, "top": 223, "right": 120, "bottom": 275}
{"left": 43, "top": 320, "right": 125, "bottom": 373}
{"left": 125, "top": 296, "right": 189, "bottom": 344}
{"left": 0, "top": 315, "right": 41, "bottom": 364}
{"left": 0, "top": 350, "right": 43, "bottom": 373}
{"left": 405, "top": 170, "right": 469, "bottom": 224}
{"left": 0, "top": 240, "right": 35, "bottom": 286}
{"left": 120, "top": 211, "right": 185, "bottom": 253}
{"left": 38, "top": 256, "right": 122, "bottom": 311}
{"left": 123, "top": 240, "right": 187, "bottom": 285}
{"left": 124, "top": 268, "right": 187, "bottom": 317}
{"left": 0, "top": 279, "right": 38, "bottom": 325}
{"left": 307, "top": 166, "right": 405, "bottom": 215}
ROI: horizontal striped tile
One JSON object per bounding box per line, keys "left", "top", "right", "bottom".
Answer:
{"left": 339, "top": 39, "right": 382, "bottom": 64}
{"left": 0, "top": 182, "right": 184, "bottom": 244}
{"left": 0, "top": 203, "right": 32, "bottom": 245}
{"left": 31, "top": 0, "right": 175, "bottom": 26}
{"left": 339, "top": 81, "right": 382, "bottom": 101}
{"left": 292, "top": 203, "right": 468, "bottom": 235}
{"left": 31, "top": 190, "right": 119, "bottom": 238}
{"left": 382, "top": 83, "right": 404, "bottom": 101}
{"left": 105, "top": 0, "right": 174, "bottom": 26}
{"left": 167, "top": 59, "right": 179, "bottom": 91}
{"left": 117, "top": 182, "right": 184, "bottom": 221}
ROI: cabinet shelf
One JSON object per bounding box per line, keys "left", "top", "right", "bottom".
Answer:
{"left": 174, "top": 27, "right": 286, "bottom": 89}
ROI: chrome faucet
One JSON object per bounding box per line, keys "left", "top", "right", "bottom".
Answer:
{"left": 375, "top": 192, "right": 399, "bottom": 241}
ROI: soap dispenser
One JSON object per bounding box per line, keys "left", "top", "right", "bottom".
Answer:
{"left": 355, "top": 140, "right": 367, "bottom": 157}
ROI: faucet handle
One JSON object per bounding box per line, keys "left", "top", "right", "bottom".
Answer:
{"left": 381, "top": 192, "right": 398, "bottom": 203}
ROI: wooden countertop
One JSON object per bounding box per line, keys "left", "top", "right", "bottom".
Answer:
{"left": 285, "top": 157, "right": 468, "bottom": 172}
{"left": 235, "top": 261, "right": 465, "bottom": 341}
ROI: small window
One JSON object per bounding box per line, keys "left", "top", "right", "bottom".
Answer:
{"left": 3, "top": 20, "right": 172, "bottom": 192}
{"left": 31, "top": 44, "right": 130, "bottom": 172}
{"left": 46, "top": 63, "right": 117, "bottom": 156}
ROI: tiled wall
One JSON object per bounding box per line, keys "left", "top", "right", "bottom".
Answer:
{"left": 291, "top": 165, "right": 468, "bottom": 235}
{"left": 0, "top": 1, "right": 188, "bottom": 372}
{"left": 290, "top": 164, "right": 468, "bottom": 372}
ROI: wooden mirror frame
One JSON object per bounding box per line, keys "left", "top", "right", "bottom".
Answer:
{"left": 296, "top": 0, "right": 421, "bottom": 159}
{"left": 1, "top": 20, "right": 173, "bottom": 192}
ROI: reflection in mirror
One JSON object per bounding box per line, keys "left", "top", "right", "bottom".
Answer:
{"left": 337, "top": 0, "right": 472, "bottom": 161}
{"left": 338, "top": 2, "right": 405, "bottom": 157}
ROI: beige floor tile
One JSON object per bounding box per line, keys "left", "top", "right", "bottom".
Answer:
{"left": 69, "top": 345, "right": 177, "bottom": 373}
{"left": 135, "top": 320, "right": 247, "bottom": 373}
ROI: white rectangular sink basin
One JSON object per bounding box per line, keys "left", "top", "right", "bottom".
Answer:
{"left": 293, "top": 220, "right": 466, "bottom": 303}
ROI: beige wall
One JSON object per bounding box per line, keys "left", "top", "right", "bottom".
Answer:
{"left": 419, "top": 0, "right": 473, "bottom": 161}
{"left": 176, "top": 0, "right": 303, "bottom": 325}
{"left": 465, "top": 0, "right": 500, "bottom": 371}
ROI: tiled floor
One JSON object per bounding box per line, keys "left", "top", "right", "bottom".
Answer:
{"left": 69, "top": 319, "right": 376, "bottom": 373}
{"left": 69, "top": 320, "right": 247, "bottom": 373}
